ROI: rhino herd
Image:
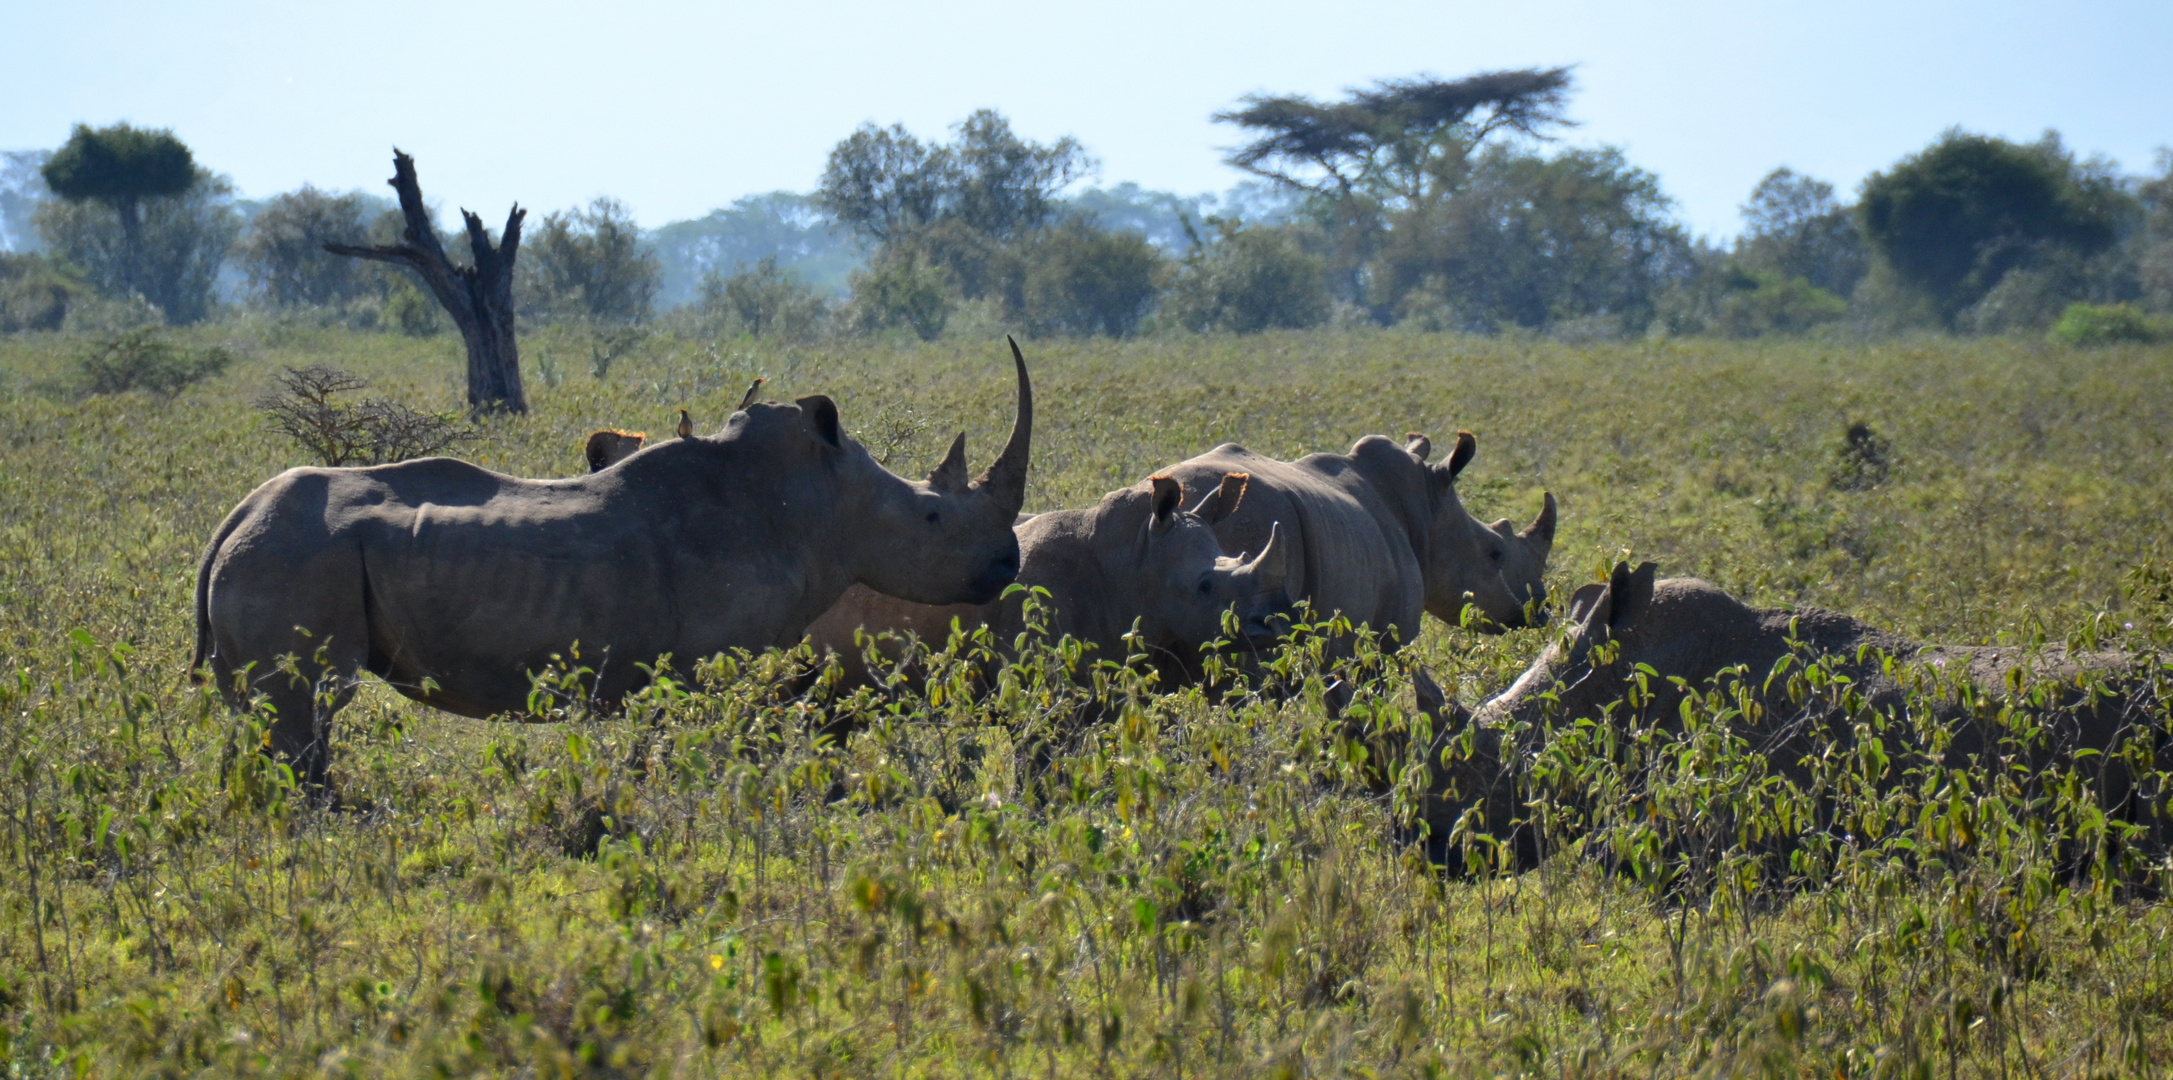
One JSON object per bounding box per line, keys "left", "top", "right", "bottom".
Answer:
{"left": 194, "top": 339, "right": 2169, "bottom": 862}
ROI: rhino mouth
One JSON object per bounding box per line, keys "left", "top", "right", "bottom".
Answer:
{"left": 1236, "top": 590, "right": 1297, "bottom": 648}
{"left": 963, "top": 550, "right": 1022, "bottom": 605}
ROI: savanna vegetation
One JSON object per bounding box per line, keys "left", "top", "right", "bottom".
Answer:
{"left": 3, "top": 321, "right": 2172, "bottom": 1076}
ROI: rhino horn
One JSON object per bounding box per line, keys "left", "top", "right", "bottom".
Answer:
{"left": 1242, "top": 521, "right": 1290, "bottom": 593}
{"left": 973, "top": 337, "right": 1034, "bottom": 514}
{"left": 930, "top": 432, "right": 970, "bottom": 492}
{"left": 1521, "top": 491, "right": 1558, "bottom": 549}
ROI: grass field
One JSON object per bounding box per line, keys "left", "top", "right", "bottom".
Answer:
{"left": 3, "top": 322, "right": 2173, "bottom": 1077}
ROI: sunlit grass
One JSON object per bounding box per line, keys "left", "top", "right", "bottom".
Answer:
{"left": 2, "top": 323, "right": 2171, "bottom": 1076}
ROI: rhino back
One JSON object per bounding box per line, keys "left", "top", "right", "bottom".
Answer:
{"left": 1163, "top": 444, "right": 1423, "bottom": 640}
{"left": 236, "top": 449, "right": 836, "bottom": 718}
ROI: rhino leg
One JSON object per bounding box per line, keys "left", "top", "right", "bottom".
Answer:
{"left": 205, "top": 538, "right": 370, "bottom": 790}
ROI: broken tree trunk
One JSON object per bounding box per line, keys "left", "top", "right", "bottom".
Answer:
{"left": 325, "top": 149, "right": 527, "bottom": 414}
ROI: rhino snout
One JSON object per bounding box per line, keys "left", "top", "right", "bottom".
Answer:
{"left": 963, "top": 548, "right": 1021, "bottom": 605}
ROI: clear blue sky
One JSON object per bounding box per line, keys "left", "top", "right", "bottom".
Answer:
{"left": 4, "top": 0, "right": 2168, "bottom": 239}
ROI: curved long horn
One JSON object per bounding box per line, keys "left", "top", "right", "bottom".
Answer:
{"left": 1521, "top": 491, "right": 1558, "bottom": 548}
{"left": 1241, "top": 521, "right": 1290, "bottom": 592}
{"left": 975, "top": 336, "right": 1034, "bottom": 513}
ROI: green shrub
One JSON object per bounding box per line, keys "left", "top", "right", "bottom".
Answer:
{"left": 74, "top": 327, "right": 231, "bottom": 394}
{"left": 2047, "top": 301, "right": 2163, "bottom": 345}
{"left": 702, "top": 256, "right": 831, "bottom": 340}
{"left": 0, "top": 253, "right": 90, "bottom": 332}
{"left": 383, "top": 277, "right": 442, "bottom": 336}
{"left": 1713, "top": 268, "right": 1847, "bottom": 337}
{"left": 1014, "top": 219, "right": 1166, "bottom": 338}
{"left": 846, "top": 252, "right": 952, "bottom": 340}
{"left": 1166, "top": 221, "right": 1329, "bottom": 333}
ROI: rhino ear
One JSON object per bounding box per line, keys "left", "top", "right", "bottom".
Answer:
{"left": 1405, "top": 432, "right": 1432, "bottom": 462}
{"left": 585, "top": 429, "right": 644, "bottom": 473}
{"left": 1607, "top": 561, "right": 1658, "bottom": 634}
{"left": 797, "top": 395, "right": 843, "bottom": 451}
{"left": 1192, "top": 472, "right": 1248, "bottom": 525}
{"left": 1447, "top": 430, "right": 1477, "bottom": 478}
{"left": 1567, "top": 581, "right": 1610, "bottom": 626}
{"left": 1149, "top": 474, "right": 1184, "bottom": 530}
{"left": 929, "top": 432, "right": 970, "bottom": 492}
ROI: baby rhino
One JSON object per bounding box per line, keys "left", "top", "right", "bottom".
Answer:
{"left": 806, "top": 472, "right": 1292, "bottom": 688}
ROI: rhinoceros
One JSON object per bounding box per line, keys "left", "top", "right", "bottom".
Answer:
{"left": 1420, "top": 562, "right": 2169, "bottom": 866}
{"left": 193, "top": 342, "right": 1037, "bottom": 785}
{"left": 1155, "top": 431, "right": 1554, "bottom": 646}
{"left": 804, "top": 472, "right": 1292, "bottom": 687}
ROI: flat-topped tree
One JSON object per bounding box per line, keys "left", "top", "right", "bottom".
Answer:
{"left": 42, "top": 123, "right": 196, "bottom": 301}
{"left": 326, "top": 150, "right": 526, "bottom": 414}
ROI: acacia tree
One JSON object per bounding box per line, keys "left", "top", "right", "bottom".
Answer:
{"left": 327, "top": 150, "right": 527, "bottom": 414}
{"left": 1213, "top": 68, "right": 1574, "bottom": 310}
{"left": 41, "top": 124, "right": 195, "bottom": 299}
{"left": 1217, "top": 68, "right": 1574, "bottom": 208}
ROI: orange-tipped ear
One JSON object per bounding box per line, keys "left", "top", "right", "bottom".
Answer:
{"left": 1447, "top": 430, "right": 1476, "bottom": 477}
{"left": 1405, "top": 432, "right": 1432, "bottom": 462}
{"left": 1190, "top": 472, "right": 1249, "bottom": 525}
{"left": 1149, "top": 473, "right": 1184, "bottom": 527}
{"left": 585, "top": 429, "right": 646, "bottom": 472}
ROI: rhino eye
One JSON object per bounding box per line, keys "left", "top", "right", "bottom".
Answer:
{"left": 926, "top": 512, "right": 941, "bottom": 525}
{"left": 1197, "top": 578, "right": 1213, "bottom": 596}
{"left": 1488, "top": 548, "right": 1504, "bottom": 562}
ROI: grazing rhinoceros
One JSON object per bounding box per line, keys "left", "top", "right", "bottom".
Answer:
{"left": 1421, "top": 562, "right": 2169, "bottom": 866}
{"left": 193, "top": 342, "right": 1037, "bottom": 785}
{"left": 1155, "top": 431, "right": 1554, "bottom": 647}
{"left": 804, "top": 472, "right": 1292, "bottom": 687}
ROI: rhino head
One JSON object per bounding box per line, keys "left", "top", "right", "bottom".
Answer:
{"left": 1404, "top": 431, "right": 1555, "bottom": 632}
{"left": 1473, "top": 560, "right": 1657, "bottom": 729}
{"left": 1131, "top": 472, "right": 1292, "bottom": 653}
{"left": 830, "top": 338, "right": 1034, "bottom": 606}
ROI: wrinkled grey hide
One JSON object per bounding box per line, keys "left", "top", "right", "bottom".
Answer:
{"left": 1156, "top": 430, "right": 1554, "bottom": 647}
{"left": 1422, "top": 562, "right": 2167, "bottom": 865}
{"left": 194, "top": 344, "right": 1037, "bottom": 785}
{"left": 804, "top": 472, "right": 1292, "bottom": 688}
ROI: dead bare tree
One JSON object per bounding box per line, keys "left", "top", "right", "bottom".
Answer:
{"left": 325, "top": 150, "right": 528, "bottom": 414}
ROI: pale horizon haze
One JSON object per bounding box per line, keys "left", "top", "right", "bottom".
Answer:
{"left": 4, "top": 0, "right": 2169, "bottom": 239}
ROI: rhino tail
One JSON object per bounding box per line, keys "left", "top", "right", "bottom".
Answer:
{"left": 190, "top": 506, "right": 249, "bottom": 684}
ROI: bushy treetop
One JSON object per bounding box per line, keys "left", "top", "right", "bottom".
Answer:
{"left": 42, "top": 123, "right": 196, "bottom": 207}
{"left": 1859, "top": 130, "right": 2127, "bottom": 320}
{"left": 1216, "top": 68, "right": 1574, "bottom": 201}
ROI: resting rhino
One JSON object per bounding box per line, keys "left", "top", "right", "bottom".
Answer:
{"left": 1421, "top": 563, "right": 2169, "bottom": 865}
{"left": 1155, "top": 430, "right": 1553, "bottom": 647}
{"left": 804, "top": 472, "right": 1292, "bottom": 687}
{"left": 193, "top": 342, "right": 1037, "bottom": 785}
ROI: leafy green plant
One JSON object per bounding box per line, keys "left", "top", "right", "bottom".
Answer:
{"left": 73, "top": 326, "right": 230, "bottom": 395}
{"left": 2048, "top": 301, "right": 2164, "bottom": 345}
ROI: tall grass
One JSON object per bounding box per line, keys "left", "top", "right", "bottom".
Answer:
{"left": 1, "top": 325, "right": 2171, "bottom": 1076}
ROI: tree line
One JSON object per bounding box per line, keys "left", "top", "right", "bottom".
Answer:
{"left": 5, "top": 72, "right": 2172, "bottom": 342}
